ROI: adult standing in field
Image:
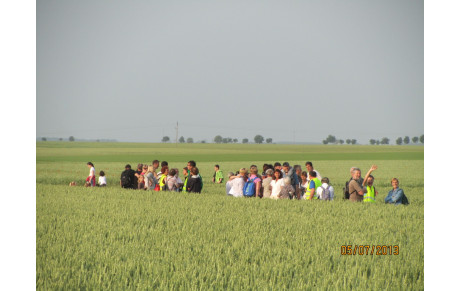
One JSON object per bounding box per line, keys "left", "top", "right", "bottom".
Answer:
{"left": 247, "top": 165, "right": 262, "bottom": 198}
{"left": 348, "top": 165, "right": 377, "bottom": 202}
{"left": 86, "top": 162, "right": 96, "bottom": 187}
{"left": 262, "top": 169, "right": 274, "bottom": 198}
{"left": 300, "top": 171, "right": 309, "bottom": 198}
{"left": 274, "top": 162, "right": 285, "bottom": 177}
{"left": 316, "top": 177, "right": 334, "bottom": 200}
{"left": 269, "top": 169, "right": 285, "bottom": 199}
{"left": 228, "top": 168, "right": 247, "bottom": 197}
{"left": 212, "top": 165, "right": 224, "bottom": 183}
{"left": 278, "top": 177, "right": 295, "bottom": 199}
{"left": 385, "top": 178, "right": 409, "bottom": 205}
{"left": 120, "top": 164, "right": 136, "bottom": 189}
{"left": 158, "top": 166, "right": 169, "bottom": 191}
{"left": 306, "top": 171, "right": 322, "bottom": 200}
{"left": 225, "top": 172, "right": 235, "bottom": 195}
{"left": 187, "top": 160, "right": 203, "bottom": 190}
{"left": 305, "top": 162, "right": 321, "bottom": 182}
{"left": 186, "top": 167, "right": 203, "bottom": 193}
{"left": 152, "top": 160, "right": 160, "bottom": 178}
{"left": 144, "top": 165, "right": 157, "bottom": 190}
{"left": 282, "top": 162, "right": 301, "bottom": 199}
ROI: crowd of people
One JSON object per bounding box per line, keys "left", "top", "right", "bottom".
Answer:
{"left": 81, "top": 161, "right": 409, "bottom": 205}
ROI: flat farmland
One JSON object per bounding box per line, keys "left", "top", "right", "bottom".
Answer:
{"left": 36, "top": 142, "right": 424, "bottom": 289}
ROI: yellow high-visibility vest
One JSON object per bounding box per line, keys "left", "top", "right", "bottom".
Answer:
{"left": 364, "top": 185, "right": 376, "bottom": 203}
{"left": 306, "top": 178, "right": 321, "bottom": 200}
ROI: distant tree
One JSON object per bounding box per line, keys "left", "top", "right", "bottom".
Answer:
{"left": 339, "top": 139, "right": 344, "bottom": 144}
{"left": 369, "top": 139, "right": 376, "bottom": 145}
{"left": 381, "top": 137, "right": 390, "bottom": 145}
{"left": 396, "top": 137, "right": 403, "bottom": 145}
{"left": 242, "top": 138, "right": 249, "bottom": 144}
{"left": 266, "top": 138, "right": 273, "bottom": 144}
{"left": 187, "top": 137, "right": 194, "bottom": 143}
{"left": 322, "top": 140, "right": 328, "bottom": 145}
{"left": 201, "top": 140, "right": 206, "bottom": 143}
{"left": 59, "top": 138, "right": 63, "bottom": 141}
{"left": 346, "top": 139, "right": 351, "bottom": 144}
{"left": 222, "top": 138, "right": 229, "bottom": 144}
{"left": 351, "top": 139, "right": 357, "bottom": 145}
{"left": 227, "top": 137, "right": 233, "bottom": 143}
{"left": 41, "top": 137, "right": 46, "bottom": 141}
{"left": 96, "top": 139, "right": 100, "bottom": 142}
{"left": 403, "top": 136, "right": 410, "bottom": 144}
{"left": 162, "top": 136, "right": 170, "bottom": 143}
{"left": 233, "top": 138, "right": 238, "bottom": 143}
{"left": 214, "top": 135, "right": 223, "bottom": 144}
{"left": 420, "top": 134, "right": 424, "bottom": 143}
{"left": 179, "top": 136, "right": 185, "bottom": 143}
{"left": 412, "top": 136, "right": 419, "bottom": 144}
{"left": 69, "top": 136, "right": 75, "bottom": 142}
{"left": 376, "top": 140, "right": 380, "bottom": 145}
{"left": 254, "top": 135, "right": 264, "bottom": 144}
{"left": 325, "top": 135, "right": 336, "bottom": 144}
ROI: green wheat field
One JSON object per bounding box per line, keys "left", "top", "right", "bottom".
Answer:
{"left": 36, "top": 142, "right": 424, "bottom": 290}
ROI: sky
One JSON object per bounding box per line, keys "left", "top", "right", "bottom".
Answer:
{"left": 36, "top": 0, "right": 423, "bottom": 144}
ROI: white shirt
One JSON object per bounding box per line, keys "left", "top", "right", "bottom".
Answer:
{"left": 270, "top": 179, "right": 285, "bottom": 198}
{"left": 316, "top": 183, "right": 334, "bottom": 200}
{"left": 229, "top": 177, "right": 244, "bottom": 197}
{"left": 89, "top": 167, "right": 95, "bottom": 177}
{"left": 98, "top": 176, "right": 107, "bottom": 185}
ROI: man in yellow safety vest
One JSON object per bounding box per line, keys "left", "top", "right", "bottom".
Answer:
{"left": 363, "top": 174, "right": 378, "bottom": 203}
{"left": 307, "top": 171, "right": 322, "bottom": 200}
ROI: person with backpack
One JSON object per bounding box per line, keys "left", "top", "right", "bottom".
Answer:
{"left": 306, "top": 171, "right": 322, "bottom": 200}
{"left": 316, "top": 177, "right": 334, "bottom": 201}
{"left": 348, "top": 165, "right": 377, "bottom": 202}
{"left": 385, "top": 178, "right": 409, "bottom": 205}
{"left": 343, "top": 167, "right": 364, "bottom": 199}
{"left": 243, "top": 165, "right": 262, "bottom": 198}
{"left": 120, "top": 164, "right": 136, "bottom": 189}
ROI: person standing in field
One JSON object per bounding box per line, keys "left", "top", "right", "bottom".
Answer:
{"left": 348, "top": 165, "right": 377, "bottom": 202}
{"left": 225, "top": 172, "right": 235, "bottom": 195}
{"left": 306, "top": 171, "right": 322, "bottom": 200}
{"left": 282, "top": 162, "right": 301, "bottom": 199}
{"left": 228, "top": 168, "right": 247, "bottom": 197}
{"left": 269, "top": 169, "right": 285, "bottom": 199}
{"left": 262, "top": 169, "right": 274, "bottom": 198}
{"left": 172, "top": 168, "right": 184, "bottom": 191}
{"left": 181, "top": 167, "right": 189, "bottom": 192}
{"left": 212, "top": 165, "right": 224, "bottom": 183}
{"left": 300, "top": 171, "right": 309, "bottom": 198}
{"left": 278, "top": 177, "right": 295, "bottom": 199}
{"left": 152, "top": 160, "right": 160, "bottom": 178}
{"left": 363, "top": 175, "right": 378, "bottom": 203}
{"left": 385, "top": 178, "right": 409, "bottom": 205}
{"left": 86, "top": 162, "right": 96, "bottom": 187}
{"left": 247, "top": 165, "right": 262, "bottom": 198}
{"left": 166, "top": 168, "right": 180, "bottom": 191}
{"left": 187, "top": 160, "right": 203, "bottom": 190}
{"left": 316, "top": 177, "right": 334, "bottom": 200}
{"left": 98, "top": 171, "right": 107, "bottom": 187}
{"left": 186, "top": 167, "right": 203, "bottom": 193}
{"left": 305, "top": 162, "right": 321, "bottom": 182}
{"left": 158, "top": 166, "right": 169, "bottom": 191}
{"left": 274, "top": 162, "right": 285, "bottom": 177}
{"left": 120, "top": 164, "right": 136, "bottom": 189}
{"left": 144, "top": 165, "right": 157, "bottom": 190}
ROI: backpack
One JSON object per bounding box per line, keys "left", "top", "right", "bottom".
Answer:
{"left": 401, "top": 194, "right": 410, "bottom": 205}
{"left": 320, "top": 185, "right": 331, "bottom": 200}
{"left": 343, "top": 180, "right": 351, "bottom": 199}
{"left": 121, "top": 170, "right": 132, "bottom": 188}
{"left": 243, "top": 177, "right": 256, "bottom": 197}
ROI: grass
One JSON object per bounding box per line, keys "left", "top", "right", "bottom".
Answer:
{"left": 36, "top": 142, "right": 424, "bottom": 290}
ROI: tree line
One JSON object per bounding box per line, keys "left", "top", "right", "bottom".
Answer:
{"left": 160, "top": 135, "right": 274, "bottom": 144}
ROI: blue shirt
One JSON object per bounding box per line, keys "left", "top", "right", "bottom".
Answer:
{"left": 384, "top": 188, "right": 405, "bottom": 205}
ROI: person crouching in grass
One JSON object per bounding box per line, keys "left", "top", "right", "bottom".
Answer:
{"left": 186, "top": 167, "right": 202, "bottom": 193}
{"left": 98, "top": 171, "right": 107, "bottom": 187}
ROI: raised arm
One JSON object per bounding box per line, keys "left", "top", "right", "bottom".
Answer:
{"left": 362, "top": 165, "right": 378, "bottom": 186}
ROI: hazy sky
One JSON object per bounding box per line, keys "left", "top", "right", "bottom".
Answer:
{"left": 37, "top": 0, "right": 423, "bottom": 143}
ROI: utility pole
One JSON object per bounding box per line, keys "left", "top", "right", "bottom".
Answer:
{"left": 175, "top": 122, "right": 178, "bottom": 146}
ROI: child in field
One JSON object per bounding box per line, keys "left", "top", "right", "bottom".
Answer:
{"left": 363, "top": 175, "right": 378, "bottom": 203}
{"left": 186, "top": 167, "right": 202, "bottom": 193}
{"left": 137, "top": 175, "right": 145, "bottom": 190}
{"left": 316, "top": 177, "right": 334, "bottom": 201}
{"left": 86, "top": 162, "right": 96, "bottom": 187}
{"left": 173, "top": 168, "right": 184, "bottom": 191}
{"left": 98, "top": 171, "right": 107, "bottom": 187}
{"left": 212, "top": 165, "right": 224, "bottom": 183}
{"left": 167, "top": 169, "right": 180, "bottom": 191}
